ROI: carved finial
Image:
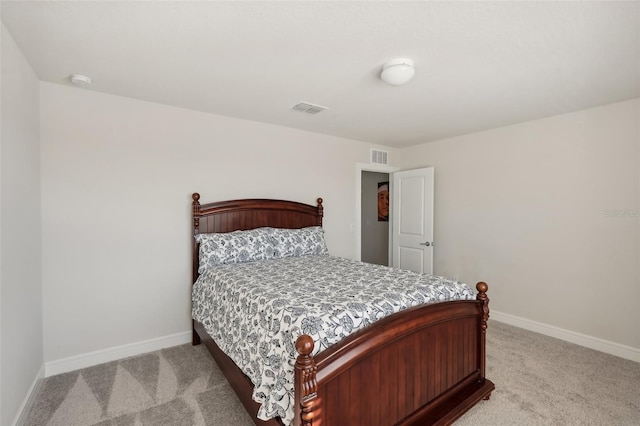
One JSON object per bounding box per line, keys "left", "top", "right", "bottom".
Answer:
{"left": 296, "top": 334, "right": 315, "bottom": 356}
{"left": 316, "top": 197, "right": 323, "bottom": 206}
{"left": 476, "top": 281, "right": 488, "bottom": 294}
{"left": 192, "top": 193, "right": 200, "bottom": 204}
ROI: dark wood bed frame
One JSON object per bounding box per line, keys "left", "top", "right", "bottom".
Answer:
{"left": 191, "top": 193, "right": 494, "bottom": 426}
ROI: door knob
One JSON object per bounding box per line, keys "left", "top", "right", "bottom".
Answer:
{"left": 419, "top": 241, "right": 433, "bottom": 247}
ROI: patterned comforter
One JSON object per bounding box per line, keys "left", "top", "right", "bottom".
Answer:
{"left": 191, "top": 255, "right": 475, "bottom": 425}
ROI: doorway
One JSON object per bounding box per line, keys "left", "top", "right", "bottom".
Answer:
{"left": 356, "top": 164, "right": 435, "bottom": 274}
{"left": 361, "top": 171, "right": 390, "bottom": 265}
{"left": 355, "top": 163, "right": 398, "bottom": 263}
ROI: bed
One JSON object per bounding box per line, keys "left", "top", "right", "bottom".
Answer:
{"left": 191, "top": 193, "right": 494, "bottom": 426}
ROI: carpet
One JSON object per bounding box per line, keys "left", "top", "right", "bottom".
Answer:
{"left": 23, "top": 321, "right": 640, "bottom": 425}
{"left": 23, "top": 344, "right": 253, "bottom": 426}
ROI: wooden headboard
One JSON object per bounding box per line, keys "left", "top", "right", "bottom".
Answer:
{"left": 191, "top": 193, "right": 324, "bottom": 283}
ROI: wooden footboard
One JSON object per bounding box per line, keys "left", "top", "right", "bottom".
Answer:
{"left": 193, "top": 282, "right": 493, "bottom": 426}
{"left": 292, "top": 282, "right": 494, "bottom": 426}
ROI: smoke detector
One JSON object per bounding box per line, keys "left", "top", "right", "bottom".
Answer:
{"left": 70, "top": 74, "right": 92, "bottom": 88}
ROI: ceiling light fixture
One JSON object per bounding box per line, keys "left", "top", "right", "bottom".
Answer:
{"left": 69, "top": 74, "right": 92, "bottom": 88}
{"left": 380, "top": 58, "right": 415, "bottom": 86}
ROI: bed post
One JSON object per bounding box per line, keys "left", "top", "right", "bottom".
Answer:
{"left": 294, "top": 335, "right": 318, "bottom": 426}
{"left": 476, "top": 281, "right": 490, "bottom": 389}
{"left": 192, "top": 193, "right": 202, "bottom": 346}
{"left": 316, "top": 198, "right": 323, "bottom": 226}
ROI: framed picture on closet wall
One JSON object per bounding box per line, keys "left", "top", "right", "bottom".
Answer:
{"left": 378, "top": 181, "right": 389, "bottom": 221}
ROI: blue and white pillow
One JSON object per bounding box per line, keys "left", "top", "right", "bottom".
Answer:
{"left": 272, "top": 226, "right": 329, "bottom": 258}
{"left": 196, "top": 226, "right": 328, "bottom": 273}
{"left": 195, "top": 228, "right": 275, "bottom": 273}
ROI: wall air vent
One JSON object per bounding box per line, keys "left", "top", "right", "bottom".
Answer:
{"left": 371, "top": 149, "right": 389, "bottom": 165}
{"left": 292, "top": 102, "right": 329, "bottom": 115}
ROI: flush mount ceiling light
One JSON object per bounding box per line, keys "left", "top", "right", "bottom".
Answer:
{"left": 69, "top": 74, "right": 92, "bottom": 88}
{"left": 380, "top": 58, "right": 415, "bottom": 86}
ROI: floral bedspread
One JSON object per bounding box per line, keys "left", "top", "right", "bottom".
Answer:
{"left": 192, "top": 255, "right": 475, "bottom": 425}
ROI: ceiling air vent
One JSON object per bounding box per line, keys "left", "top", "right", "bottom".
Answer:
{"left": 292, "top": 102, "right": 329, "bottom": 115}
{"left": 371, "top": 149, "right": 388, "bottom": 165}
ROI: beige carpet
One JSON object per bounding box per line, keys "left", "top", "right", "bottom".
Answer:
{"left": 23, "top": 321, "right": 640, "bottom": 425}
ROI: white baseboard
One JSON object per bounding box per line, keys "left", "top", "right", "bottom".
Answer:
{"left": 491, "top": 310, "right": 640, "bottom": 363}
{"left": 45, "top": 331, "right": 192, "bottom": 377}
{"left": 13, "top": 363, "right": 45, "bottom": 426}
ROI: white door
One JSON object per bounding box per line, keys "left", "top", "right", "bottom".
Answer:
{"left": 391, "top": 167, "right": 434, "bottom": 274}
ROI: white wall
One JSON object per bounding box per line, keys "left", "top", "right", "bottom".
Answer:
{"left": 399, "top": 99, "right": 640, "bottom": 351}
{"left": 39, "top": 85, "right": 640, "bottom": 369}
{"left": 1, "top": 24, "right": 43, "bottom": 425}
{"left": 40, "top": 82, "right": 398, "bottom": 364}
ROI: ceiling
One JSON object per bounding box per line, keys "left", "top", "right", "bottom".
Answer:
{"left": 2, "top": 1, "right": 639, "bottom": 148}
